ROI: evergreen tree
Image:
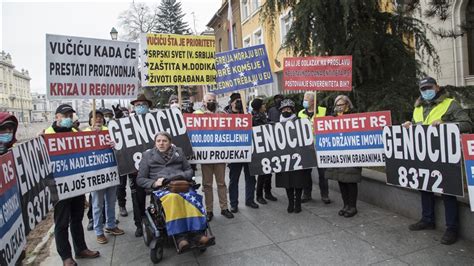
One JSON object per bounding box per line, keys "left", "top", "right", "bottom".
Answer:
{"left": 262, "top": 0, "right": 441, "bottom": 123}
{"left": 155, "top": 0, "right": 191, "bottom": 34}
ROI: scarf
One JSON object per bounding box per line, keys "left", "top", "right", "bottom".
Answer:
{"left": 159, "top": 147, "right": 174, "bottom": 163}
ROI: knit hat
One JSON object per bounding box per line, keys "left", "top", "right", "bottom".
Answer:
{"left": 279, "top": 99, "right": 295, "bottom": 112}
{"left": 229, "top": 92, "right": 241, "bottom": 103}
{"left": 251, "top": 98, "right": 263, "bottom": 111}
{"left": 169, "top": 95, "right": 179, "bottom": 104}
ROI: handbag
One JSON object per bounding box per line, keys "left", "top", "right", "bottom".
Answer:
{"left": 167, "top": 180, "right": 191, "bottom": 193}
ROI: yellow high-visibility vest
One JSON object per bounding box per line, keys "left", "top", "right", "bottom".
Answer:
{"left": 413, "top": 98, "right": 454, "bottom": 125}
{"left": 298, "top": 106, "right": 327, "bottom": 121}
{"left": 44, "top": 127, "right": 78, "bottom": 134}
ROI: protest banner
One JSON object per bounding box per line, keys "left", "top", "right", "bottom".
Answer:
{"left": 184, "top": 114, "right": 252, "bottom": 163}
{"left": 249, "top": 119, "right": 317, "bottom": 176}
{"left": 140, "top": 33, "right": 216, "bottom": 86}
{"left": 211, "top": 44, "right": 273, "bottom": 94}
{"left": 383, "top": 124, "right": 464, "bottom": 196}
{"left": 108, "top": 108, "right": 192, "bottom": 175}
{"left": 462, "top": 134, "right": 474, "bottom": 211}
{"left": 0, "top": 152, "right": 26, "bottom": 266}
{"left": 46, "top": 34, "right": 139, "bottom": 99}
{"left": 283, "top": 56, "right": 352, "bottom": 91}
{"left": 314, "top": 111, "right": 391, "bottom": 168}
{"left": 11, "top": 137, "right": 56, "bottom": 235}
{"left": 43, "top": 131, "right": 120, "bottom": 201}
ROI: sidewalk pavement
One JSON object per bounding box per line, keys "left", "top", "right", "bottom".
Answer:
{"left": 41, "top": 173, "right": 474, "bottom": 266}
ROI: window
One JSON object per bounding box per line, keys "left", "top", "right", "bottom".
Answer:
{"left": 280, "top": 12, "right": 292, "bottom": 44}
{"left": 468, "top": 0, "right": 474, "bottom": 75}
{"left": 241, "top": 0, "right": 249, "bottom": 20}
{"left": 232, "top": 24, "right": 238, "bottom": 48}
{"left": 252, "top": 0, "right": 260, "bottom": 12}
{"left": 243, "top": 36, "right": 251, "bottom": 47}
{"left": 218, "top": 38, "right": 223, "bottom": 52}
{"left": 253, "top": 28, "right": 263, "bottom": 45}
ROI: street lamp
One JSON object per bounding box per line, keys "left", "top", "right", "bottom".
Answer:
{"left": 110, "top": 27, "right": 118, "bottom": 40}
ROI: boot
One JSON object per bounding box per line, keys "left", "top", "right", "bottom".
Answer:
{"left": 286, "top": 189, "right": 294, "bottom": 213}
{"left": 294, "top": 189, "right": 302, "bottom": 213}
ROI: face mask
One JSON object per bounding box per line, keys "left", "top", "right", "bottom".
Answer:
{"left": 135, "top": 105, "right": 149, "bottom": 115}
{"left": 302, "top": 100, "right": 310, "bottom": 109}
{"left": 421, "top": 89, "right": 436, "bottom": 101}
{"left": 60, "top": 117, "right": 73, "bottom": 128}
{"left": 206, "top": 102, "right": 217, "bottom": 112}
{"left": 170, "top": 103, "right": 180, "bottom": 109}
{"left": 0, "top": 145, "right": 7, "bottom": 154}
{"left": 282, "top": 111, "right": 292, "bottom": 118}
{"left": 0, "top": 133, "right": 13, "bottom": 143}
{"left": 104, "top": 117, "right": 111, "bottom": 123}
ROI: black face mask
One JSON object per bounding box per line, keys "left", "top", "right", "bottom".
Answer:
{"left": 206, "top": 102, "right": 217, "bottom": 112}
{"left": 235, "top": 100, "right": 243, "bottom": 110}
{"left": 282, "top": 111, "right": 292, "bottom": 118}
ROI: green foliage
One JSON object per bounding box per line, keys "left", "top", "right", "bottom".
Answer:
{"left": 261, "top": 0, "right": 440, "bottom": 124}
{"left": 155, "top": 0, "right": 191, "bottom": 34}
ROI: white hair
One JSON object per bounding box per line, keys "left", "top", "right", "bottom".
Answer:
{"left": 334, "top": 95, "right": 354, "bottom": 109}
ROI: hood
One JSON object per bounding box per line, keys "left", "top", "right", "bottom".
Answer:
{"left": 0, "top": 112, "right": 19, "bottom": 148}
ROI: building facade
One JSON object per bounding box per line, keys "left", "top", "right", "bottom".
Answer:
{"left": 418, "top": 0, "right": 474, "bottom": 87}
{"left": 0, "top": 51, "right": 33, "bottom": 122}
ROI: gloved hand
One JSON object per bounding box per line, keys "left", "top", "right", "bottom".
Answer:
{"left": 112, "top": 104, "right": 124, "bottom": 119}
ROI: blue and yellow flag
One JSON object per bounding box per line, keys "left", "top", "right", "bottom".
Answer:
{"left": 154, "top": 189, "right": 207, "bottom": 236}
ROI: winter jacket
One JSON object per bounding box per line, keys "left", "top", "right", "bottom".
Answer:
{"left": 413, "top": 89, "right": 472, "bottom": 133}
{"left": 267, "top": 106, "right": 280, "bottom": 123}
{"left": 251, "top": 111, "right": 268, "bottom": 127}
{"left": 136, "top": 146, "right": 193, "bottom": 189}
{"left": 0, "top": 113, "right": 18, "bottom": 154}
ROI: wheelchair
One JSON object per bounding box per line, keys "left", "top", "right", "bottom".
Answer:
{"left": 142, "top": 179, "right": 215, "bottom": 263}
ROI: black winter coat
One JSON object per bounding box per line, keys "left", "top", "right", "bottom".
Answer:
{"left": 276, "top": 168, "right": 312, "bottom": 189}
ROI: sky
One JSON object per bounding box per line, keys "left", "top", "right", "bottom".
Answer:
{"left": 1, "top": 0, "right": 222, "bottom": 94}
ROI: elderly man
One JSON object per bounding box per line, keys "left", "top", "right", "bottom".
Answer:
{"left": 298, "top": 91, "right": 331, "bottom": 204}
{"left": 194, "top": 93, "right": 234, "bottom": 221}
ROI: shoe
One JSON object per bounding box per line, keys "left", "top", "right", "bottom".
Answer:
{"left": 408, "top": 220, "right": 435, "bottom": 231}
{"left": 119, "top": 206, "right": 128, "bottom": 217}
{"left": 87, "top": 219, "right": 93, "bottom": 231}
{"left": 178, "top": 239, "right": 190, "bottom": 252}
{"left": 441, "top": 230, "right": 458, "bottom": 245}
{"left": 265, "top": 194, "right": 278, "bottom": 201}
{"left": 197, "top": 235, "right": 210, "bottom": 245}
{"left": 343, "top": 207, "right": 358, "bottom": 218}
{"left": 256, "top": 197, "right": 267, "bottom": 205}
{"left": 96, "top": 234, "right": 108, "bottom": 244}
{"left": 135, "top": 227, "right": 143, "bottom": 237}
{"left": 63, "top": 258, "right": 77, "bottom": 266}
{"left": 207, "top": 211, "right": 214, "bottom": 222}
{"left": 301, "top": 197, "right": 312, "bottom": 203}
{"left": 75, "top": 249, "right": 100, "bottom": 259}
{"left": 287, "top": 205, "right": 294, "bottom": 213}
{"left": 246, "top": 202, "right": 259, "bottom": 209}
{"left": 221, "top": 209, "right": 234, "bottom": 219}
{"left": 115, "top": 219, "right": 120, "bottom": 224}
{"left": 338, "top": 205, "right": 349, "bottom": 216}
{"left": 230, "top": 206, "right": 239, "bottom": 213}
{"left": 321, "top": 197, "right": 332, "bottom": 204}
{"left": 105, "top": 227, "right": 125, "bottom": 235}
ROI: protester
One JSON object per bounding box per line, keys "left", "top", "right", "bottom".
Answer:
{"left": 183, "top": 101, "right": 195, "bottom": 114}
{"left": 111, "top": 104, "right": 129, "bottom": 217}
{"left": 298, "top": 92, "right": 331, "bottom": 204}
{"left": 85, "top": 110, "right": 125, "bottom": 244}
{"left": 194, "top": 93, "right": 234, "bottom": 221}
{"left": 128, "top": 94, "right": 153, "bottom": 237}
{"left": 404, "top": 77, "right": 472, "bottom": 245}
{"left": 225, "top": 93, "right": 258, "bottom": 212}
{"left": 0, "top": 112, "right": 17, "bottom": 155}
{"left": 325, "top": 95, "right": 362, "bottom": 218}
{"left": 72, "top": 113, "right": 80, "bottom": 132}
{"left": 136, "top": 131, "right": 212, "bottom": 252}
{"left": 250, "top": 98, "right": 277, "bottom": 204}
{"left": 169, "top": 94, "right": 180, "bottom": 109}
{"left": 275, "top": 99, "right": 310, "bottom": 213}
{"left": 267, "top": 94, "right": 284, "bottom": 123}
{"left": 45, "top": 104, "right": 100, "bottom": 266}
{"left": 100, "top": 108, "right": 114, "bottom": 126}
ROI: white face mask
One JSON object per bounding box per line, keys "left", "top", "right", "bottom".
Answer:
{"left": 170, "top": 103, "right": 180, "bottom": 109}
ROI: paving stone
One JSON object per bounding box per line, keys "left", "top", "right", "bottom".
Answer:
{"left": 197, "top": 244, "right": 297, "bottom": 265}
{"left": 371, "top": 258, "right": 409, "bottom": 266}
{"left": 278, "top": 230, "right": 392, "bottom": 265}
{"left": 399, "top": 244, "right": 474, "bottom": 265}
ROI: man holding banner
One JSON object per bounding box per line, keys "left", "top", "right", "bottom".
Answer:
{"left": 298, "top": 92, "right": 331, "bottom": 204}
{"left": 225, "top": 93, "right": 259, "bottom": 212}
{"left": 45, "top": 105, "right": 100, "bottom": 265}
{"left": 403, "top": 77, "right": 472, "bottom": 245}
{"left": 194, "top": 93, "right": 234, "bottom": 221}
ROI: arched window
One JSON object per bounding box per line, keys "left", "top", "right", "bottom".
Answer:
{"left": 468, "top": 0, "right": 474, "bottom": 75}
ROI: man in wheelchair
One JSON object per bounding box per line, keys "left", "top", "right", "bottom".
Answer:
{"left": 137, "top": 131, "right": 214, "bottom": 253}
